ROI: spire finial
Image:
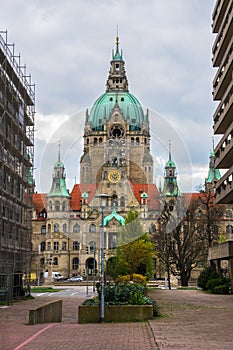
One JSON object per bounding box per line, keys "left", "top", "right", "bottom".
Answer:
{"left": 58, "top": 140, "right": 61, "bottom": 161}
{"left": 116, "top": 24, "right": 119, "bottom": 43}
{"left": 169, "top": 140, "right": 171, "bottom": 161}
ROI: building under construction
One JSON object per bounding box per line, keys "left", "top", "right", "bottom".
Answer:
{"left": 0, "top": 31, "right": 35, "bottom": 300}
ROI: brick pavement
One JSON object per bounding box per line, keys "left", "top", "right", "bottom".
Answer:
{"left": 0, "top": 289, "right": 233, "bottom": 350}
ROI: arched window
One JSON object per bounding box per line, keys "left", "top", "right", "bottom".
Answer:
{"left": 72, "top": 257, "right": 79, "bottom": 270}
{"left": 48, "top": 201, "right": 52, "bottom": 211}
{"left": 73, "top": 241, "right": 80, "bottom": 251}
{"left": 149, "top": 223, "right": 156, "bottom": 233}
{"left": 41, "top": 225, "right": 46, "bottom": 234}
{"left": 99, "top": 137, "right": 103, "bottom": 144}
{"left": 89, "top": 224, "right": 96, "bottom": 233}
{"left": 226, "top": 225, "right": 233, "bottom": 235}
{"left": 55, "top": 200, "right": 60, "bottom": 211}
{"left": 40, "top": 258, "right": 45, "bottom": 266}
{"left": 40, "top": 241, "right": 46, "bottom": 251}
{"left": 73, "top": 223, "right": 80, "bottom": 233}
{"left": 131, "top": 137, "right": 134, "bottom": 144}
{"left": 94, "top": 137, "right": 97, "bottom": 145}
{"left": 54, "top": 223, "right": 59, "bottom": 233}
{"left": 89, "top": 241, "right": 96, "bottom": 253}
{"left": 48, "top": 224, "right": 51, "bottom": 233}
{"left": 120, "top": 196, "right": 125, "bottom": 208}
{"left": 63, "top": 223, "right": 67, "bottom": 233}
{"left": 53, "top": 257, "right": 58, "bottom": 266}
{"left": 136, "top": 137, "right": 140, "bottom": 144}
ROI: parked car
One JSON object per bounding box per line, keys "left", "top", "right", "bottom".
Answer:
{"left": 66, "top": 276, "right": 83, "bottom": 282}
{"left": 43, "top": 272, "right": 64, "bottom": 281}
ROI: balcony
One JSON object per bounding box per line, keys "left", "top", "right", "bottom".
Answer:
{"left": 213, "top": 80, "right": 233, "bottom": 134}
{"left": 212, "top": 42, "right": 233, "bottom": 100}
{"left": 212, "top": 2, "right": 233, "bottom": 67}
{"left": 215, "top": 121, "right": 233, "bottom": 168}
{"left": 208, "top": 240, "right": 233, "bottom": 260}
{"left": 212, "top": 0, "right": 230, "bottom": 33}
{"left": 215, "top": 165, "right": 233, "bottom": 204}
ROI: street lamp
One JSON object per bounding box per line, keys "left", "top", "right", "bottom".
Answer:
{"left": 97, "top": 193, "right": 108, "bottom": 323}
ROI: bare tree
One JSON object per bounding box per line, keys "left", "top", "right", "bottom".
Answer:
{"left": 156, "top": 198, "right": 208, "bottom": 287}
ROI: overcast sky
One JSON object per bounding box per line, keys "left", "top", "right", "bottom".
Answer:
{"left": 0, "top": 0, "right": 217, "bottom": 193}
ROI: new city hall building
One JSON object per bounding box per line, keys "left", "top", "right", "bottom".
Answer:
{"left": 31, "top": 37, "right": 232, "bottom": 284}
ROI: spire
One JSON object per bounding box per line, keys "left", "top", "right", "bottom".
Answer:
{"left": 168, "top": 140, "right": 171, "bottom": 161}
{"left": 58, "top": 140, "right": 61, "bottom": 162}
{"left": 162, "top": 141, "right": 180, "bottom": 197}
{"left": 106, "top": 34, "right": 128, "bottom": 92}
{"left": 112, "top": 26, "right": 122, "bottom": 61}
{"left": 205, "top": 139, "right": 221, "bottom": 187}
{"left": 47, "top": 152, "right": 70, "bottom": 198}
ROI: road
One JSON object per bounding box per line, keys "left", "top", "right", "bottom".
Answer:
{"left": 31, "top": 285, "right": 97, "bottom": 298}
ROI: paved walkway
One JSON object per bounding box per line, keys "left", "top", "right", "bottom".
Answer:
{"left": 0, "top": 289, "right": 233, "bottom": 349}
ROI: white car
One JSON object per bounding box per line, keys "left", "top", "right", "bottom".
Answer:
{"left": 67, "top": 276, "right": 83, "bottom": 282}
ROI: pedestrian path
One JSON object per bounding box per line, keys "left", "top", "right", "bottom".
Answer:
{"left": 1, "top": 289, "right": 233, "bottom": 349}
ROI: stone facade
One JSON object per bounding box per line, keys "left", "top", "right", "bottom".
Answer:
{"left": 31, "top": 37, "right": 233, "bottom": 284}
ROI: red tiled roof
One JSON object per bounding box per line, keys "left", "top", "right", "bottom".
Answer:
{"left": 130, "top": 182, "right": 160, "bottom": 211}
{"left": 70, "top": 184, "right": 97, "bottom": 211}
{"left": 32, "top": 193, "right": 47, "bottom": 213}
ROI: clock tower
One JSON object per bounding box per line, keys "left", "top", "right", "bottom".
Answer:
{"left": 80, "top": 36, "right": 154, "bottom": 211}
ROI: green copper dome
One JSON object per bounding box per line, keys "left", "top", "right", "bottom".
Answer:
{"left": 89, "top": 91, "right": 145, "bottom": 131}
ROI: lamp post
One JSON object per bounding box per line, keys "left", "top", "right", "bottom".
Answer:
{"left": 97, "top": 193, "right": 108, "bottom": 323}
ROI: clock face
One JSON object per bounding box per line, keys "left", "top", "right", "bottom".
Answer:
{"left": 108, "top": 170, "right": 121, "bottom": 183}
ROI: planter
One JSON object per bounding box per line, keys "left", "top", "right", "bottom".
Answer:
{"left": 78, "top": 304, "right": 153, "bottom": 323}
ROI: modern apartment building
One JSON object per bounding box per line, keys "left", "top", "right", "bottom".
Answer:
{"left": 0, "top": 31, "right": 35, "bottom": 300}
{"left": 212, "top": 0, "right": 233, "bottom": 204}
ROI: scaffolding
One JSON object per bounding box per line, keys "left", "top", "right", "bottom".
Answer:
{"left": 0, "top": 30, "right": 35, "bottom": 301}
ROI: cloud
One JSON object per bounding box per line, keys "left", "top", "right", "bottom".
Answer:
{"left": 0, "top": 0, "right": 215, "bottom": 193}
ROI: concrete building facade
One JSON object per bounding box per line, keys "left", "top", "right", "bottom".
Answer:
{"left": 212, "top": 0, "right": 233, "bottom": 204}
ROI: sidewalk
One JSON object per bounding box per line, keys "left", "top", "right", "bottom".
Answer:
{"left": 0, "top": 289, "right": 233, "bottom": 350}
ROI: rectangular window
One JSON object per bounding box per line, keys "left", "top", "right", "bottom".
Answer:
{"left": 62, "top": 242, "right": 67, "bottom": 251}
{"left": 73, "top": 241, "right": 80, "bottom": 251}
{"left": 53, "top": 241, "right": 59, "bottom": 251}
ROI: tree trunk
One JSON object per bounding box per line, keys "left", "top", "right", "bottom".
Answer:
{"left": 180, "top": 272, "right": 189, "bottom": 287}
